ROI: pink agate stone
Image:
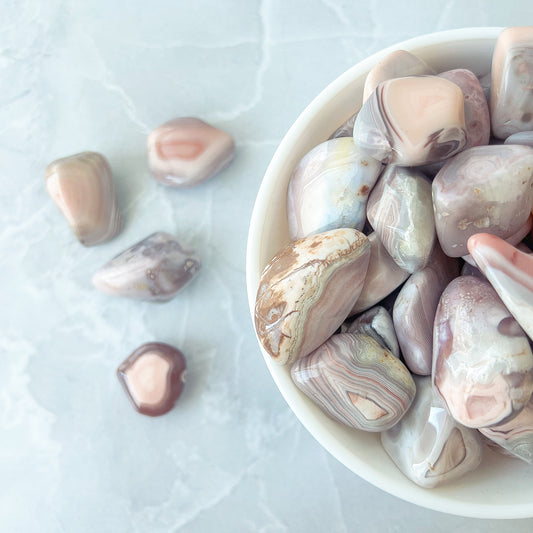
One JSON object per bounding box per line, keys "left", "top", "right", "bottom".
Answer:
{"left": 117, "top": 342, "right": 186, "bottom": 417}
{"left": 468, "top": 233, "right": 533, "bottom": 341}
{"left": 491, "top": 27, "right": 533, "bottom": 139}
{"left": 433, "top": 276, "right": 533, "bottom": 429}
{"left": 148, "top": 117, "right": 235, "bottom": 187}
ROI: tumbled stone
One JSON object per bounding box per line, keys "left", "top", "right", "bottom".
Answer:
{"left": 148, "top": 117, "right": 235, "bottom": 187}
{"left": 382, "top": 377, "right": 483, "bottom": 488}
{"left": 93, "top": 232, "right": 200, "bottom": 302}
{"left": 491, "top": 26, "right": 533, "bottom": 139}
{"left": 353, "top": 76, "right": 466, "bottom": 166}
{"left": 438, "top": 69, "right": 490, "bottom": 148}
{"left": 363, "top": 49, "right": 434, "bottom": 102}
{"left": 255, "top": 228, "right": 370, "bottom": 365}
{"left": 504, "top": 131, "right": 533, "bottom": 148}
{"left": 346, "top": 306, "right": 399, "bottom": 358}
{"left": 433, "top": 276, "right": 533, "bottom": 428}
{"left": 367, "top": 165, "right": 435, "bottom": 273}
{"left": 432, "top": 144, "right": 533, "bottom": 257}
{"left": 350, "top": 232, "right": 410, "bottom": 315}
{"left": 393, "top": 245, "right": 459, "bottom": 375}
{"left": 291, "top": 333, "right": 415, "bottom": 431}
{"left": 45, "top": 152, "right": 123, "bottom": 246}
{"left": 287, "top": 138, "right": 382, "bottom": 239}
{"left": 468, "top": 233, "right": 533, "bottom": 341}
{"left": 117, "top": 342, "right": 186, "bottom": 416}
{"left": 480, "top": 395, "right": 533, "bottom": 464}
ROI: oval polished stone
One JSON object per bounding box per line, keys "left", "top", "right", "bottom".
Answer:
{"left": 45, "top": 152, "right": 123, "bottom": 246}
{"left": 438, "top": 69, "right": 490, "bottom": 149}
{"left": 291, "top": 333, "right": 415, "bottom": 432}
{"left": 148, "top": 117, "right": 235, "bottom": 187}
{"left": 504, "top": 131, "right": 533, "bottom": 148}
{"left": 433, "top": 276, "right": 533, "bottom": 428}
{"left": 346, "top": 306, "right": 399, "bottom": 358}
{"left": 432, "top": 144, "right": 533, "bottom": 257}
{"left": 353, "top": 76, "right": 466, "bottom": 166}
{"left": 93, "top": 232, "right": 201, "bottom": 302}
{"left": 349, "top": 232, "right": 410, "bottom": 315}
{"left": 367, "top": 165, "right": 435, "bottom": 273}
{"left": 393, "top": 245, "right": 459, "bottom": 376}
{"left": 468, "top": 233, "right": 533, "bottom": 341}
{"left": 363, "top": 50, "right": 434, "bottom": 102}
{"left": 480, "top": 395, "right": 533, "bottom": 464}
{"left": 382, "top": 377, "right": 483, "bottom": 488}
{"left": 491, "top": 27, "right": 533, "bottom": 139}
{"left": 117, "top": 342, "right": 186, "bottom": 416}
{"left": 287, "top": 138, "right": 382, "bottom": 240}
{"left": 255, "top": 228, "right": 370, "bottom": 365}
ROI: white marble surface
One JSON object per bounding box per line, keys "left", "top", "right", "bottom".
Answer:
{"left": 2, "top": 1, "right": 533, "bottom": 531}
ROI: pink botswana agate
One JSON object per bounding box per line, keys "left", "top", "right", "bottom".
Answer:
{"left": 148, "top": 117, "right": 235, "bottom": 187}
{"left": 255, "top": 228, "right": 370, "bottom": 365}
{"left": 291, "top": 333, "right": 415, "bottom": 432}
{"left": 432, "top": 276, "right": 533, "bottom": 429}
{"left": 117, "top": 342, "right": 186, "bottom": 417}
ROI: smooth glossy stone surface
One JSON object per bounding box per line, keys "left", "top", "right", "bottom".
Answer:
{"left": 353, "top": 76, "right": 466, "bottom": 166}
{"left": 433, "top": 276, "right": 533, "bottom": 428}
{"left": 438, "top": 69, "right": 490, "bottom": 148}
{"left": 93, "top": 232, "right": 201, "bottom": 302}
{"left": 291, "top": 333, "right": 415, "bottom": 432}
{"left": 393, "top": 245, "right": 459, "bottom": 375}
{"left": 45, "top": 152, "right": 123, "bottom": 246}
{"left": 432, "top": 144, "right": 533, "bottom": 257}
{"left": 468, "top": 233, "right": 533, "bottom": 341}
{"left": 382, "top": 377, "right": 483, "bottom": 488}
{"left": 363, "top": 50, "right": 434, "bottom": 102}
{"left": 287, "top": 138, "right": 382, "bottom": 239}
{"left": 346, "top": 306, "right": 399, "bottom": 358}
{"left": 329, "top": 113, "right": 358, "bottom": 139}
{"left": 255, "top": 228, "right": 370, "bottom": 365}
{"left": 504, "top": 131, "right": 533, "bottom": 148}
{"left": 117, "top": 342, "right": 186, "bottom": 416}
{"left": 367, "top": 165, "right": 435, "bottom": 273}
{"left": 480, "top": 395, "right": 533, "bottom": 464}
{"left": 491, "top": 27, "right": 533, "bottom": 139}
{"left": 350, "top": 232, "right": 410, "bottom": 315}
{"left": 147, "top": 117, "right": 235, "bottom": 187}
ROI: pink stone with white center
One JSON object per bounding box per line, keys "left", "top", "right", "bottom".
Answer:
{"left": 148, "top": 117, "right": 235, "bottom": 187}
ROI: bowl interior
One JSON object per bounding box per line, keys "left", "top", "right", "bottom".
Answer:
{"left": 246, "top": 27, "right": 533, "bottom": 519}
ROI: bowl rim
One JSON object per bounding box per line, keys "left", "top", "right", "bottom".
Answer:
{"left": 245, "top": 27, "right": 533, "bottom": 519}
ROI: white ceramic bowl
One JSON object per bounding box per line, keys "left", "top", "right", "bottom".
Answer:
{"left": 246, "top": 27, "right": 533, "bottom": 519}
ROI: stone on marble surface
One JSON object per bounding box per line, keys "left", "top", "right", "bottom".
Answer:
{"left": 329, "top": 113, "right": 358, "bottom": 139}
{"left": 432, "top": 144, "right": 533, "bottom": 257}
{"left": 287, "top": 138, "right": 382, "bottom": 239}
{"left": 93, "top": 232, "right": 201, "bottom": 302}
{"left": 346, "top": 306, "right": 399, "bottom": 358}
{"left": 504, "top": 131, "right": 533, "bottom": 148}
{"left": 353, "top": 76, "right": 466, "bottom": 166}
{"left": 491, "top": 27, "right": 533, "bottom": 139}
{"left": 255, "top": 228, "right": 370, "bottom": 365}
{"left": 468, "top": 233, "right": 533, "bottom": 341}
{"left": 393, "top": 245, "right": 459, "bottom": 376}
{"left": 350, "top": 232, "right": 410, "bottom": 315}
{"left": 438, "top": 69, "right": 490, "bottom": 148}
{"left": 45, "top": 151, "right": 123, "bottom": 246}
{"left": 433, "top": 276, "right": 533, "bottom": 428}
{"left": 480, "top": 395, "right": 533, "bottom": 464}
{"left": 363, "top": 49, "right": 434, "bottom": 102}
{"left": 117, "top": 342, "right": 186, "bottom": 416}
{"left": 382, "top": 377, "right": 483, "bottom": 488}
{"left": 147, "top": 117, "right": 235, "bottom": 187}
{"left": 291, "top": 333, "right": 415, "bottom": 432}
{"left": 367, "top": 165, "right": 435, "bottom": 273}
